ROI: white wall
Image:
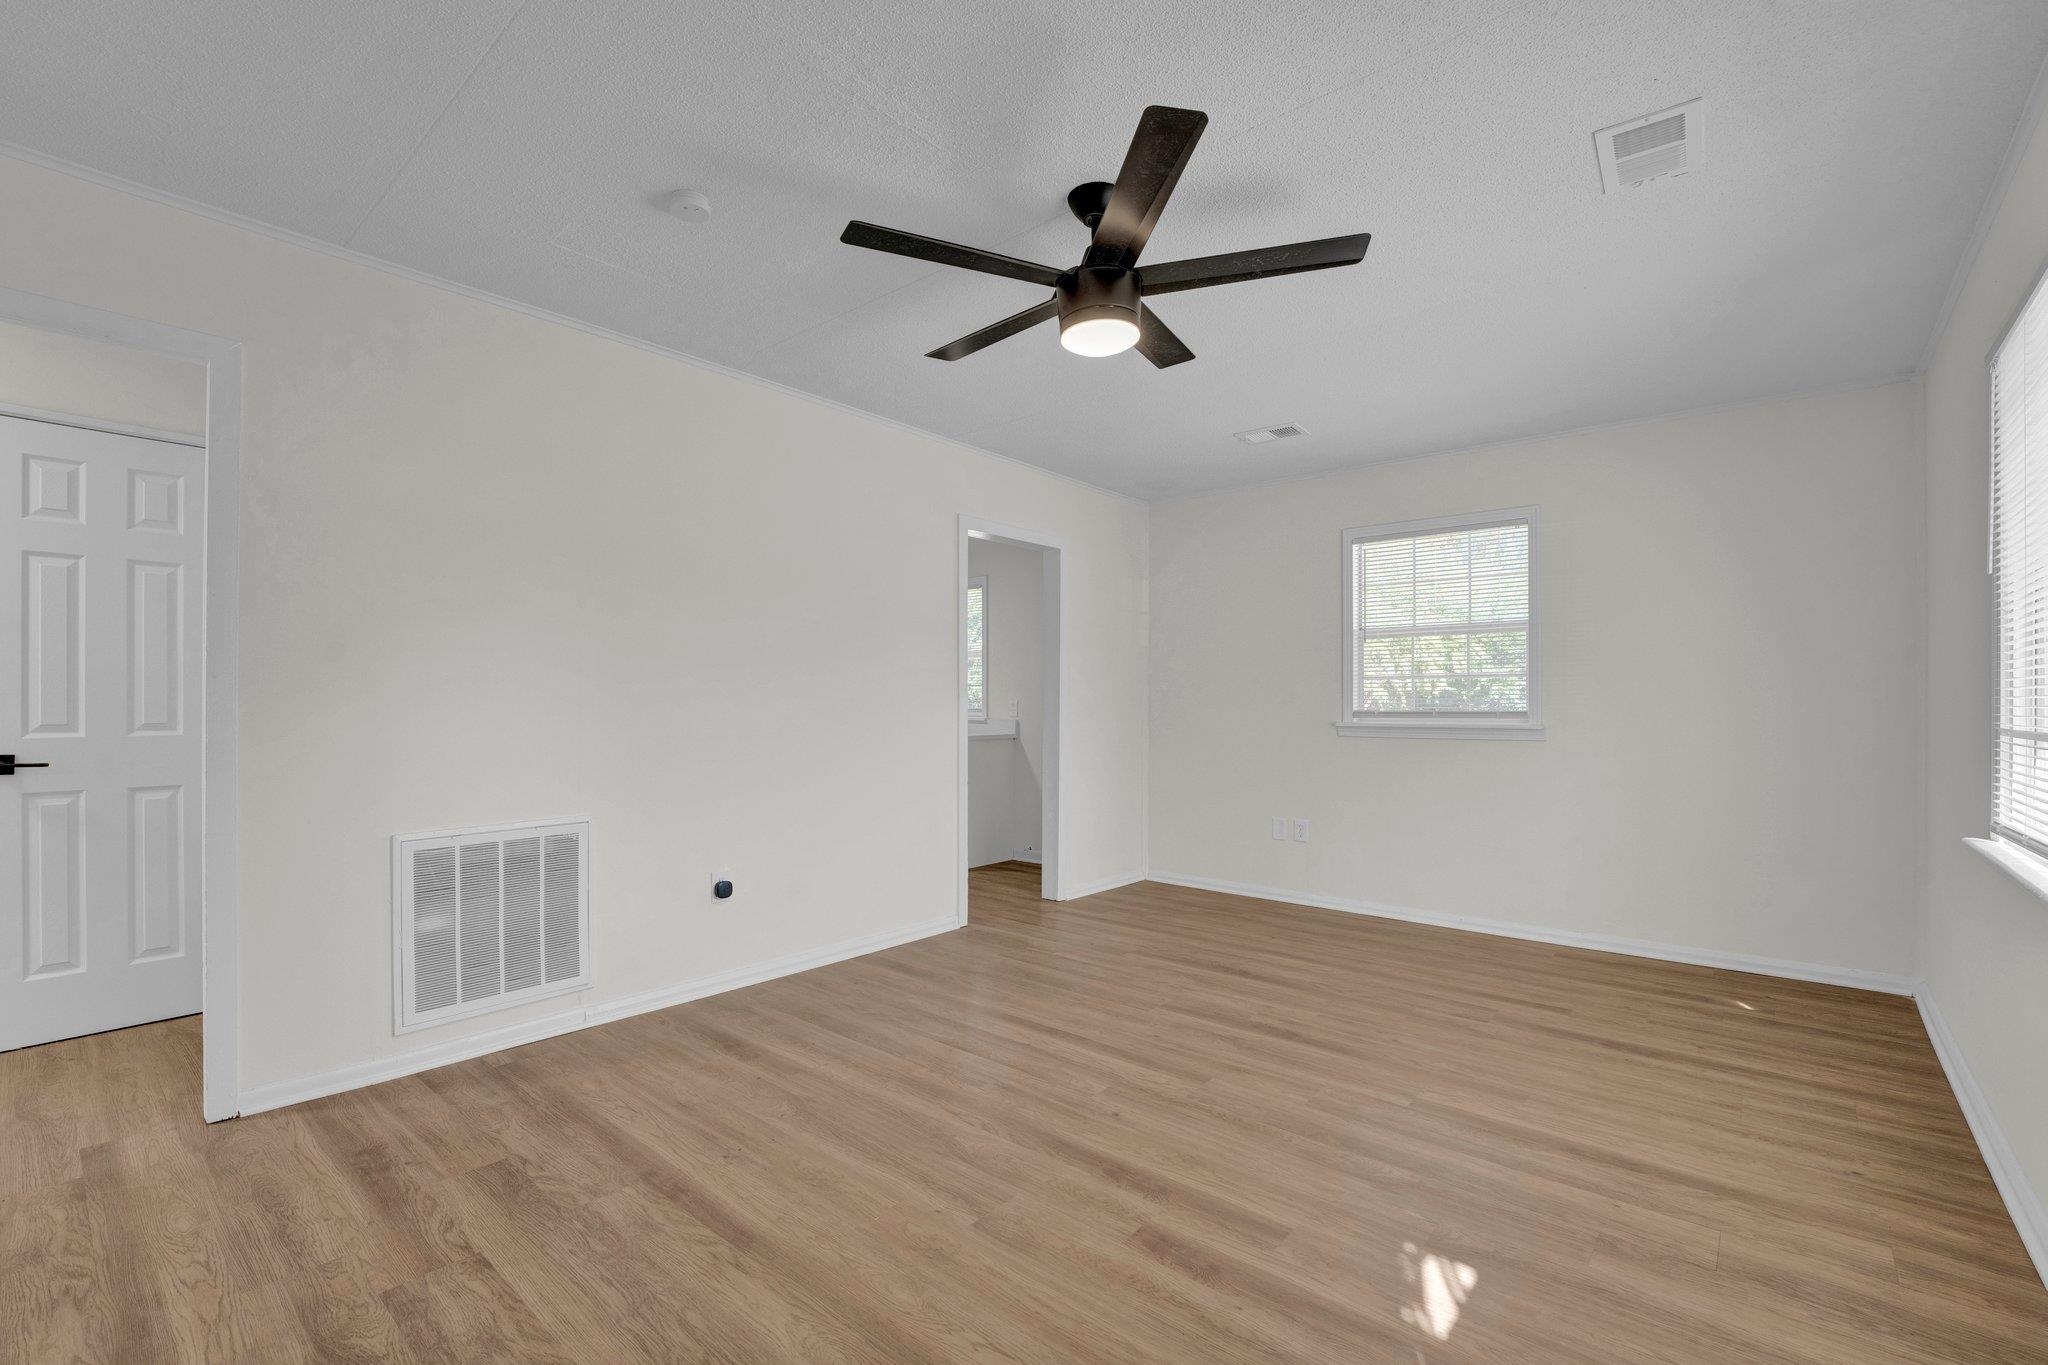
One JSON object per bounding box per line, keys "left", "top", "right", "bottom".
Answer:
{"left": 9, "top": 127, "right": 2008, "bottom": 1166}
{"left": 0, "top": 318, "right": 205, "bottom": 436}
{"left": 1151, "top": 381, "right": 1925, "bottom": 981}
{"left": 0, "top": 154, "right": 1150, "bottom": 1099}
{"left": 1922, "top": 76, "right": 2048, "bottom": 1255}
{"left": 967, "top": 538, "right": 1044, "bottom": 868}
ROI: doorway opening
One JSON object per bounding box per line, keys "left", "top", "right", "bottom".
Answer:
{"left": 0, "top": 289, "right": 243, "bottom": 1122}
{"left": 958, "top": 517, "right": 1062, "bottom": 920}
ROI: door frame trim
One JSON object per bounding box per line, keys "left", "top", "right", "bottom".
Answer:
{"left": 0, "top": 399, "right": 205, "bottom": 449}
{"left": 958, "top": 515, "right": 1065, "bottom": 917}
{"left": 0, "top": 286, "right": 242, "bottom": 1122}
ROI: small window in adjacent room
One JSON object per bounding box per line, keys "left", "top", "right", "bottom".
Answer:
{"left": 1991, "top": 280, "right": 2048, "bottom": 859}
{"left": 1339, "top": 509, "right": 1542, "bottom": 739}
{"left": 965, "top": 575, "right": 988, "bottom": 721}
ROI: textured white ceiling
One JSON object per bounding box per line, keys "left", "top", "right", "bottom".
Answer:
{"left": 4, "top": 0, "right": 2045, "bottom": 498}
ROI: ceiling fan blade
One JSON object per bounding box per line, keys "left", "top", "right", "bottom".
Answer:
{"left": 841, "top": 222, "right": 1064, "bottom": 288}
{"left": 1089, "top": 105, "right": 1208, "bottom": 269}
{"left": 926, "top": 297, "right": 1061, "bottom": 361}
{"left": 1138, "top": 233, "right": 1372, "bottom": 296}
{"left": 1134, "top": 309, "right": 1195, "bottom": 368}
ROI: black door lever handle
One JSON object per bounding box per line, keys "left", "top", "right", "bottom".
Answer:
{"left": 1, "top": 754, "right": 50, "bottom": 775}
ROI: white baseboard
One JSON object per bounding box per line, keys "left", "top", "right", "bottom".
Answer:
{"left": 1145, "top": 871, "right": 1919, "bottom": 995}
{"left": 236, "top": 915, "right": 959, "bottom": 1117}
{"left": 580, "top": 915, "right": 956, "bottom": 1026}
{"left": 1061, "top": 869, "right": 1150, "bottom": 900}
{"left": 966, "top": 852, "right": 1042, "bottom": 870}
{"left": 231, "top": 869, "right": 2045, "bottom": 1293}
{"left": 1917, "top": 991, "right": 2048, "bottom": 1288}
{"left": 236, "top": 1009, "right": 597, "bottom": 1118}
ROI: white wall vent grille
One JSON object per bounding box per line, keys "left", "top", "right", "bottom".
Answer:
{"left": 1595, "top": 100, "right": 1701, "bottom": 193}
{"left": 394, "top": 818, "right": 590, "bottom": 1032}
{"left": 1235, "top": 423, "right": 1308, "bottom": 445}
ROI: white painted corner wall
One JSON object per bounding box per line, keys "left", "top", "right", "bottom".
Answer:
{"left": 1919, "top": 55, "right": 2048, "bottom": 1290}
{"left": 1917, "top": 992, "right": 2048, "bottom": 1286}
{"left": 0, "top": 152, "right": 1150, "bottom": 1107}
{"left": 5, "top": 129, "right": 2044, "bottom": 1288}
{"left": 1149, "top": 379, "right": 1927, "bottom": 983}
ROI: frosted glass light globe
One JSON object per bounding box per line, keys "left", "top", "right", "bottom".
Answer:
{"left": 1059, "top": 316, "right": 1141, "bottom": 357}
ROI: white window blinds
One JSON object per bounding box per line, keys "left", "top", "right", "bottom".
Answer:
{"left": 1992, "top": 280, "right": 2048, "bottom": 857}
{"left": 965, "top": 577, "right": 987, "bottom": 720}
{"left": 1347, "top": 514, "right": 1532, "bottom": 718}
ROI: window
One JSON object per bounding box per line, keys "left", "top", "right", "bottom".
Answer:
{"left": 965, "top": 575, "right": 987, "bottom": 721}
{"left": 1993, "top": 280, "right": 2048, "bottom": 858}
{"left": 1339, "top": 509, "right": 1540, "bottom": 739}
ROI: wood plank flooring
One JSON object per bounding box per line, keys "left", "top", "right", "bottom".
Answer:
{"left": 4, "top": 862, "right": 2044, "bottom": 1362}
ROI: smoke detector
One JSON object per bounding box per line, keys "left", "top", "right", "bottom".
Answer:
{"left": 1235, "top": 422, "right": 1308, "bottom": 445}
{"left": 1594, "top": 100, "right": 1700, "bottom": 193}
{"left": 654, "top": 188, "right": 713, "bottom": 223}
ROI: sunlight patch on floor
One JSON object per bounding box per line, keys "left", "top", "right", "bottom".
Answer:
{"left": 1401, "top": 1242, "right": 1478, "bottom": 1341}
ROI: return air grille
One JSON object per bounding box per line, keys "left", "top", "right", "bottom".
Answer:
{"left": 1595, "top": 100, "right": 1701, "bottom": 193}
{"left": 1235, "top": 422, "right": 1308, "bottom": 445}
{"left": 394, "top": 818, "right": 589, "bottom": 1032}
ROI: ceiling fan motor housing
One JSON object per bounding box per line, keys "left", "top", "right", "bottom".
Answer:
{"left": 1059, "top": 265, "right": 1142, "bottom": 332}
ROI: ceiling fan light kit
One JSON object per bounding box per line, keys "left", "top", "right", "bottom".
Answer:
{"left": 1058, "top": 266, "right": 1142, "bottom": 356}
{"left": 839, "top": 105, "right": 1371, "bottom": 369}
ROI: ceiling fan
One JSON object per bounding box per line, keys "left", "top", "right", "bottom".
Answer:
{"left": 838, "top": 105, "right": 1371, "bottom": 368}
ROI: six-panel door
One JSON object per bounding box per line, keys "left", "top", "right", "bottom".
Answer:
{"left": 1, "top": 414, "right": 204, "bottom": 1051}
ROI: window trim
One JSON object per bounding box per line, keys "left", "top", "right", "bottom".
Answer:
{"left": 965, "top": 574, "right": 988, "bottom": 722}
{"left": 1986, "top": 266, "right": 2048, "bottom": 864}
{"left": 1968, "top": 836, "right": 2048, "bottom": 907}
{"left": 1336, "top": 506, "right": 1544, "bottom": 741}
{"left": 1972, "top": 257, "right": 2048, "bottom": 891}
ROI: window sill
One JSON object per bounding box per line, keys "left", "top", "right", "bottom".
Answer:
{"left": 1966, "top": 836, "right": 2048, "bottom": 905}
{"left": 968, "top": 719, "right": 1019, "bottom": 740}
{"left": 1334, "top": 719, "right": 1546, "bottom": 741}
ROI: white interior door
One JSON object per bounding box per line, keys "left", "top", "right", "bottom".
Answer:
{"left": 1, "top": 414, "right": 204, "bottom": 1050}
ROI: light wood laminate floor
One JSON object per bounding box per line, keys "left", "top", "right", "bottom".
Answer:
{"left": 4, "top": 862, "right": 2044, "bottom": 1362}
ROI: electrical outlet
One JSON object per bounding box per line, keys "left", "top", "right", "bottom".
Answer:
{"left": 1009, "top": 699, "right": 1019, "bottom": 719}
{"left": 1271, "top": 817, "right": 1287, "bottom": 840}
{"left": 1293, "top": 819, "right": 1310, "bottom": 843}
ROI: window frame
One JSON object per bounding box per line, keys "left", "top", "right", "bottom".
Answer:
{"left": 965, "top": 574, "right": 988, "bottom": 722}
{"left": 1988, "top": 266, "right": 2048, "bottom": 868}
{"left": 1336, "top": 506, "right": 1544, "bottom": 741}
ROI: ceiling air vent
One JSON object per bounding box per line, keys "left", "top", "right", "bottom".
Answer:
{"left": 394, "top": 818, "right": 590, "bottom": 1033}
{"left": 1235, "top": 423, "right": 1308, "bottom": 445}
{"left": 1595, "top": 99, "right": 1701, "bottom": 193}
